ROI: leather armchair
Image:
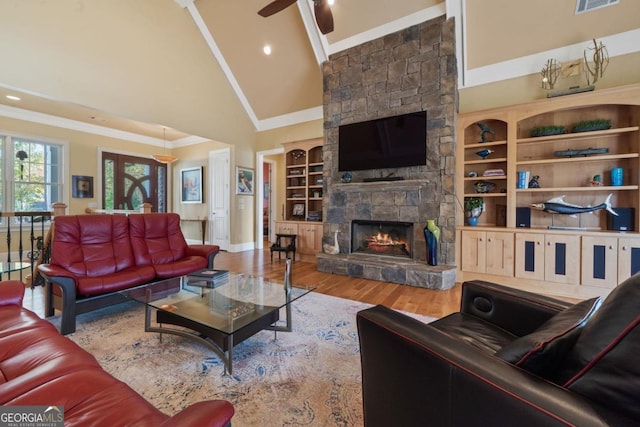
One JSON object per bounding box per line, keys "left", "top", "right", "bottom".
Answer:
{"left": 357, "top": 279, "right": 639, "bottom": 426}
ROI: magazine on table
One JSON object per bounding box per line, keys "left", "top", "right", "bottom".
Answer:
{"left": 186, "top": 269, "right": 230, "bottom": 287}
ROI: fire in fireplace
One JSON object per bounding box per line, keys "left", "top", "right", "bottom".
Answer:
{"left": 351, "top": 220, "right": 413, "bottom": 258}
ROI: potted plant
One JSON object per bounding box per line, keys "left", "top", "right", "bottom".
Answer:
{"left": 464, "top": 197, "right": 484, "bottom": 226}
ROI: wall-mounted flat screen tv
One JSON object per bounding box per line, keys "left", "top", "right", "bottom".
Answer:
{"left": 338, "top": 111, "right": 427, "bottom": 172}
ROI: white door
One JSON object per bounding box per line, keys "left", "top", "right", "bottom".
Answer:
{"left": 209, "top": 148, "right": 230, "bottom": 250}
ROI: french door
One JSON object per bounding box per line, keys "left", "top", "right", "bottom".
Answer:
{"left": 102, "top": 153, "right": 167, "bottom": 212}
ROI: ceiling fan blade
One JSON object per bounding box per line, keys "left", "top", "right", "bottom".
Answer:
{"left": 258, "top": 0, "right": 297, "bottom": 17}
{"left": 314, "top": 0, "right": 334, "bottom": 34}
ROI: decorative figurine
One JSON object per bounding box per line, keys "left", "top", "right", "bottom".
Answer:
{"left": 477, "top": 122, "right": 495, "bottom": 143}
{"left": 323, "top": 230, "right": 340, "bottom": 254}
{"left": 590, "top": 175, "right": 603, "bottom": 186}
{"left": 475, "top": 149, "right": 493, "bottom": 160}
{"left": 474, "top": 181, "right": 497, "bottom": 193}
{"left": 528, "top": 175, "right": 540, "bottom": 188}
{"left": 530, "top": 194, "right": 617, "bottom": 217}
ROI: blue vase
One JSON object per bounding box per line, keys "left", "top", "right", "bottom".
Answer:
{"left": 423, "top": 220, "right": 440, "bottom": 266}
{"left": 467, "top": 217, "right": 479, "bottom": 226}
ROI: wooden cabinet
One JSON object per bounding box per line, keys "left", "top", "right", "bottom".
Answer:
{"left": 618, "top": 237, "right": 640, "bottom": 283}
{"left": 514, "top": 232, "right": 579, "bottom": 284}
{"left": 514, "top": 232, "right": 545, "bottom": 281}
{"left": 275, "top": 221, "right": 322, "bottom": 258}
{"left": 581, "top": 235, "right": 618, "bottom": 288}
{"left": 457, "top": 84, "right": 640, "bottom": 298}
{"left": 298, "top": 223, "right": 323, "bottom": 255}
{"left": 460, "top": 230, "right": 514, "bottom": 276}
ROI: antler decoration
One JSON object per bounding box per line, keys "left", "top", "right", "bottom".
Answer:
{"left": 540, "top": 59, "right": 560, "bottom": 90}
{"left": 583, "top": 39, "right": 609, "bottom": 86}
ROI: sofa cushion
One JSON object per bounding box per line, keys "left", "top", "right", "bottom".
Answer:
{"left": 496, "top": 297, "right": 601, "bottom": 379}
{"left": 430, "top": 312, "right": 518, "bottom": 353}
{"left": 129, "top": 213, "right": 208, "bottom": 277}
{"left": 556, "top": 273, "right": 640, "bottom": 421}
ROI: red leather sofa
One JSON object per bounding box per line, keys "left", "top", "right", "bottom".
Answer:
{"left": 38, "top": 213, "right": 220, "bottom": 335}
{"left": 0, "top": 280, "right": 234, "bottom": 426}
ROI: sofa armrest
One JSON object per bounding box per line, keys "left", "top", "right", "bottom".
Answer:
{"left": 0, "top": 280, "right": 26, "bottom": 306}
{"left": 460, "top": 280, "right": 574, "bottom": 336}
{"left": 185, "top": 244, "right": 220, "bottom": 268}
{"left": 357, "top": 305, "right": 629, "bottom": 427}
{"left": 37, "top": 264, "right": 79, "bottom": 334}
{"left": 158, "top": 400, "right": 234, "bottom": 427}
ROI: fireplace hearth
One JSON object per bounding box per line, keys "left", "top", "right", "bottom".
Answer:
{"left": 351, "top": 220, "right": 412, "bottom": 258}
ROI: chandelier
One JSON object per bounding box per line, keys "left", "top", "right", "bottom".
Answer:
{"left": 152, "top": 127, "right": 177, "bottom": 164}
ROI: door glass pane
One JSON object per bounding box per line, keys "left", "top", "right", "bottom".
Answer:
{"left": 124, "top": 162, "right": 151, "bottom": 211}
{"left": 104, "top": 159, "right": 114, "bottom": 209}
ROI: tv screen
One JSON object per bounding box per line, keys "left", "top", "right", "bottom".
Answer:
{"left": 338, "top": 111, "right": 427, "bottom": 172}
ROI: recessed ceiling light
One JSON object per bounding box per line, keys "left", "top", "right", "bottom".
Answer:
{"left": 328, "top": 0, "right": 335, "bottom": 5}
{"left": 263, "top": 45, "right": 272, "bottom": 55}
{"left": 6, "top": 95, "right": 20, "bottom": 101}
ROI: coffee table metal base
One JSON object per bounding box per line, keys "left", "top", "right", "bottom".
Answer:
{"left": 144, "top": 304, "right": 293, "bottom": 375}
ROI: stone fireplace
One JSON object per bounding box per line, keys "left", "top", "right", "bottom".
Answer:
{"left": 351, "top": 220, "right": 413, "bottom": 259}
{"left": 316, "top": 15, "right": 457, "bottom": 290}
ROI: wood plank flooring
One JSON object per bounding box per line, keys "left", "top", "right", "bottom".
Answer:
{"left": 21, "top": 248, "right": 463, "bottom": 319}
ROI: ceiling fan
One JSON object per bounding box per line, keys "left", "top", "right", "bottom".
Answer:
{"left": 258, "top": 0, "right": 334, "bottom": 35}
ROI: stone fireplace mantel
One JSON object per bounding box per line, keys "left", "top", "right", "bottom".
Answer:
{"left": 334, "top": 179, "right": 429, "bottom": 193}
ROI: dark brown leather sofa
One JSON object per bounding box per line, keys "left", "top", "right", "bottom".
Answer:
{"left": 38, "top": 213, "right": 220, "bottom": 334}
{"left": 0, "top": 280, "right": 234, "bottom": 426}
{"left": 357, "top": 277, "right": 640, "bottom": 426}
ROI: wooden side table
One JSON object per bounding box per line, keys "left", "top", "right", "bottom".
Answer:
{"left": 181, "top": 219, "right": 207, "bottom": 244}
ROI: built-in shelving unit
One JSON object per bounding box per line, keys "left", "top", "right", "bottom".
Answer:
{"left": 277, "top": 138, "right": 324, "bottom": 261}
{"left": 455, "top": 84, "right": 640, "bottom": 298}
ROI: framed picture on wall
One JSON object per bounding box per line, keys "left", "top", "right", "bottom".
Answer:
{"left": 236, "top": 166, "right": 254, "bottom": 195}
{"left": 181, "top": 167, "right": 203, "bottom": 204}
{"left": 72, "top": 175, "right": 94, "bottom": 198}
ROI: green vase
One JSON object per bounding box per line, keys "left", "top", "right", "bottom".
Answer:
{"left": 423, "top": 219, "right": 440, "bottom": 266}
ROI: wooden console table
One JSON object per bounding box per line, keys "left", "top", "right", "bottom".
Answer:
{"left": 180, "top": 219, "right": 207, "bottom": 244}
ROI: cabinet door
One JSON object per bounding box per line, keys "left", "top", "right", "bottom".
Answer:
{"left": 298, "top": 224, "right": 322, "bottom": 255}
{"left": 581, "top": 236, "right": 617, "bottom": 288}
{"left": 275, "top": 221, "right": 298, "bottom": 235}
{"left": 515, "top": 233, "right": 545, "bottom": 280}
{"left": 618, "top": 237, "right": 640, "bottom": 283}
{"left": 544, "top": 234, "right": 580, "bottom": 284}
{"left": 485, "top": 231, "right": 514, "bottom": 276}
{"left": 460, "top": 230, "right": 486, "bottom": 273}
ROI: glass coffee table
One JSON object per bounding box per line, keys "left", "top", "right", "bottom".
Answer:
{"left": 119, "top": 262, "right": 313, "bottom": 375}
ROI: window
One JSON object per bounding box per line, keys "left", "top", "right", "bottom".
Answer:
{"left": 1, "top": 134, "right": 64, "bottom": 213}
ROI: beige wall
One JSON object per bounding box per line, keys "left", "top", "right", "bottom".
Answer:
{"left": 459, "top": 52, "right": 640, "bottom": 114}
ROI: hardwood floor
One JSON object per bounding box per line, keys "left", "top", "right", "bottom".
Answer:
{"left": 22, "top": 248, "right": 463, "bottom": 319}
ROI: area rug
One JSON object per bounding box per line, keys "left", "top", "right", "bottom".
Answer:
{"left": 52, "top": 294, "right": 433, "bottom": 427}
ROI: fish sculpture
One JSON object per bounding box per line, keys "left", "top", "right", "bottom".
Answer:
{"left": 531, "top": 194, "right": 617, "bottom": 217}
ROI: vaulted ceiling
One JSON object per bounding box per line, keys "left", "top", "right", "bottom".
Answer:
{"left": 0, "top": 0, "right": 637, "bottom": 146}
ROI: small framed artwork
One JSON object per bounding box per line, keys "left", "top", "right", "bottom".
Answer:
{"left": 292, "top": 203, "right": 305, "bottom": 218}
{"left": 236, "top": 166, "right": 254, "bottom": 195}
{"left": 181, "top": 167, "right": 203, "bottom": 204}
{"left": 72, "top": 175, "right": 94, "bottom": 198}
